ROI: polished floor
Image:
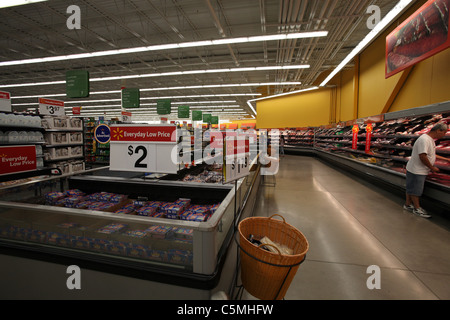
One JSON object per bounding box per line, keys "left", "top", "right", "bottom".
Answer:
{"left": 240, "top": 155, "right": 450, "bottom": 300}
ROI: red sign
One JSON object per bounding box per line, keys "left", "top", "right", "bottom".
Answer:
{"left": 0, "top": 91, "right": 10, "bottom": 99}
{"left": 0, "top": 145, "right": 37, "bottom": 175}
{"left": 386, "top": 0, "right": 450, "bottom": 78}
{"left": 38, "top": 98, "right": 65, "bottom": 107}
{"left": 110, "top": 125, "right": 176, "bottom": 142}
{"left": 352, "top": 125, "right": 359, "bottom": 150}
{"left": 72, "top": 106, "right": 81, "bottom": 115}
{"left": 365, "top": 123, "right": 373, "bottom": 153}
{"left": 225, "top": 138, "right": 250, "bottom": 156}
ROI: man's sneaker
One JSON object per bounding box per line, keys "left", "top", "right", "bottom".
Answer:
{"left": 403, "top": 204, "right": 414, "bottom": 212}
{"left": 413, "top": 207, "right": 431, "bottom": 218}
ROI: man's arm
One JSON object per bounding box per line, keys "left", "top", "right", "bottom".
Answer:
{"left": 419, "top": 153, "right": 439, "bottom": 172}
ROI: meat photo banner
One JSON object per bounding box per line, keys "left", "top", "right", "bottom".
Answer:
{"left": 386, "top": 0, "right": 450, "bottom": 78}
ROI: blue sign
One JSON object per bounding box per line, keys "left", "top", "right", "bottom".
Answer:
{"left": 94, "top": 124, "right": 111, "bottom": 144}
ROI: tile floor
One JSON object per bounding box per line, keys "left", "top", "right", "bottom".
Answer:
{"left": 240, "top": 155, "right": 450, "bottom": 300}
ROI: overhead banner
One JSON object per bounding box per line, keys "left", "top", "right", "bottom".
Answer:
{"left": 386, "top": 0, "right": 450, "bottom": 78}
{"left": 109, "top": 125, "right": 178, "bottom": 174}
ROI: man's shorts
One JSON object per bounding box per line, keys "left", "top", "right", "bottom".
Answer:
{"left": 406, "top": 170, "right": 427, "bottom": 196}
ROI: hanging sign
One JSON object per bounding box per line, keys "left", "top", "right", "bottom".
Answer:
{"left": 0, "top": 91, "right": 11, "bottom": 112}
{"left": 386, "top": 0, "right": 450, "bottom": 78}
{"left": 157, "top": 99, "right": 171, "bottom": 115}
{"left": 192, "top": 110, "right": 202, "bottom": 121}
{"left": 203, "top": 113, "right": 212, "bottom": 123}
{"left": 178, "top": 105, "right": 190, "bottom": 118}
{"left": 223, "top": 135, "right": 250, "bottom": 183}
{"left": 109, "top": 124, "right": 178, "bottom": 173}
{"left": 121, "top": 88, "right": 140, "bottom": 108}
{"left": 38, "top": 98, "right": 65, "bottom": 116}
{"left": 352, "top": 124, "right": 359, "bottom": 150}
{"left": 0, "top": 145, "right": 37, "bottom": 175}
{"left": 94, "top": 124, "right": 111, "bottom": 144}
{"left": 365, "top": 123, "right": 373, "bottom": 153}
{"left": 66, "top": 70, "right": 89, "bottom": 98}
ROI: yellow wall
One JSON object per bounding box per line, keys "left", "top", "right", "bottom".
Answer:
{"left": 256, "top": 87, "right": 332, "bottom": 129}
{"left": 257, "top": 0, "right": 450, "bottom": 128}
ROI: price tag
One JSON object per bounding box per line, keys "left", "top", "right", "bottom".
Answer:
{"left": 38, "top": 98, "right": 65, "bottom": 116}
{"left": 109, "top": 125, "right": 178, "bottom": 174}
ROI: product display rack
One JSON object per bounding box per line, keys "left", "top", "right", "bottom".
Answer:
{"left": 0, "top": 112, "right": 59, "bottom": 183}
{"left": 41, "top": 115, "right": 85, "bottom": 175}
{"left": 283, "top": 101, "right": 450, "bottom": 212}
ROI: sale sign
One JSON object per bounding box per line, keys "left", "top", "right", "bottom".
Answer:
{"left": 0, "top": 145, "right": 37, "bottom": 175}
{"left": 109, "top": 125, "right": 178, "bottom": 174}
{"left": 352, "top": 125, "right": 359, "bottom": 150}
{"left": 110, "top": 125, "right": 176, "bottom": 142}
{"left": 365, "top": 123, "right": 373, "bottom": 153}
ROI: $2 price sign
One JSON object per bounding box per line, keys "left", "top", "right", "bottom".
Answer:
{"left": 109, "top": 125, "right": 178, "bottom": 174}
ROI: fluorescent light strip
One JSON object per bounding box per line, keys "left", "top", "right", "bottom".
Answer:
{"left": 0, "top": 0, "right": 47, "bottom": 9}
{"left": 11, "top": 82, "right": 300, "bottom": 99}
{"left": 0, "top": 65, "right": 309, "bottom": 88}
{"left": 319, "top": 0, "right": 414, "bottom": 87}
{"left": 13, "top": 94, "right": 260, "bottom": 105}
{"left": 0, "top": 32, "right": 327, "bottom": 67}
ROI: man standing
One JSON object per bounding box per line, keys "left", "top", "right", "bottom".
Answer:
{"left": 404, "top": 122, "right": 449, "bottom": 218}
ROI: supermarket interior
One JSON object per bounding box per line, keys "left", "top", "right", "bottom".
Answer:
{"left": 0, "top": 0, "right": 449, "bottom": 301}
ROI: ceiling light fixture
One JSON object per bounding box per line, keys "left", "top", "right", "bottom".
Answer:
{"left": 0, "top": 0, "right": 47, "bottom": 9}
{"left": 319, "top": 0, "right": 414, "bottom": 87}
{"left": 0, "top": 65, "right": 309, "bottom": 88}
{"left": 0, "top": 32, "right": 327, "bottom": 67}
{"left": 11, "top": 82, "right": 301, "bottom": 99}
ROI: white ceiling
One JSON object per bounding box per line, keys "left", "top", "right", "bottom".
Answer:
{"left": 0, "top": 0, "right": 405, "bottom": 122}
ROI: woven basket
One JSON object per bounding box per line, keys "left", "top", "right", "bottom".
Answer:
{"left": 238, "top": 214, "right": 309, "bottom": 300}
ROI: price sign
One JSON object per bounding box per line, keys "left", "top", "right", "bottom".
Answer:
{"left": 223, "top": 135, "right": 250, "bottom": 183}
{"left": 0, "top": 145, "right": 37, "bottom": 175}
{"left": 109, "top": 125, "right": 178, "bottom": 173}
{"left": 0, "top": 91, "right": 11, "bottom": 112}
{"left": 38, "top": 98, "right": 65, "bottom": 116}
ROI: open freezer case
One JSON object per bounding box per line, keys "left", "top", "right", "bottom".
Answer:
{"left": 0, "top": 161, "right": 261, "bottom": 298}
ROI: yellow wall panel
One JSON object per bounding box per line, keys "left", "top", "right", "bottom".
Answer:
{"left": 256, "top": 88, "right": 331, "bottom": 129}
{"left": 338, "top": 69, "right": 355, "bottom": 122}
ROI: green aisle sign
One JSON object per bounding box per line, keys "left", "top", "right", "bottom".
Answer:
{"left": 122, "top": 88, "right": 140, "bottom": 108}
{"left": 66, "top": 70, "right": 89, "bottom": 98}
{"left": 157, "top": 99, "right": 171, "bottom": 115}
{"left": 178, "top": 105, "right": 190, "bottom": 118}
{"left": 203, "top": 113, "right": 212, "bottom": 123}
{"left": 211, "top": 116, "right": 219, "bottom": 124}
{"left": 192, "top": 110, "right": 202, "bottom": 121}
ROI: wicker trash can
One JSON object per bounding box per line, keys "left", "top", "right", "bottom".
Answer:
{"left": 238, "top": 214, "right": 309, "bottom": 300}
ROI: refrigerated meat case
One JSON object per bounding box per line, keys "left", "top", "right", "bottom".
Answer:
{"left": 0, "top": 158, "right": 261, "bottom": 299}
{"left": 284, "top": 101, "right": 450, "bottom": 213}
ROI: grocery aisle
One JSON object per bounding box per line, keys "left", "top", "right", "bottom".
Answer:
{"left": 242, "top": 155, "right": 450, "bottom": 300}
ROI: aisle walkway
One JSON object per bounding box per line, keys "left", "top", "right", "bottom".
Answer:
{"left": 245, "top": 155, "right": 450, "bottom": 300}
